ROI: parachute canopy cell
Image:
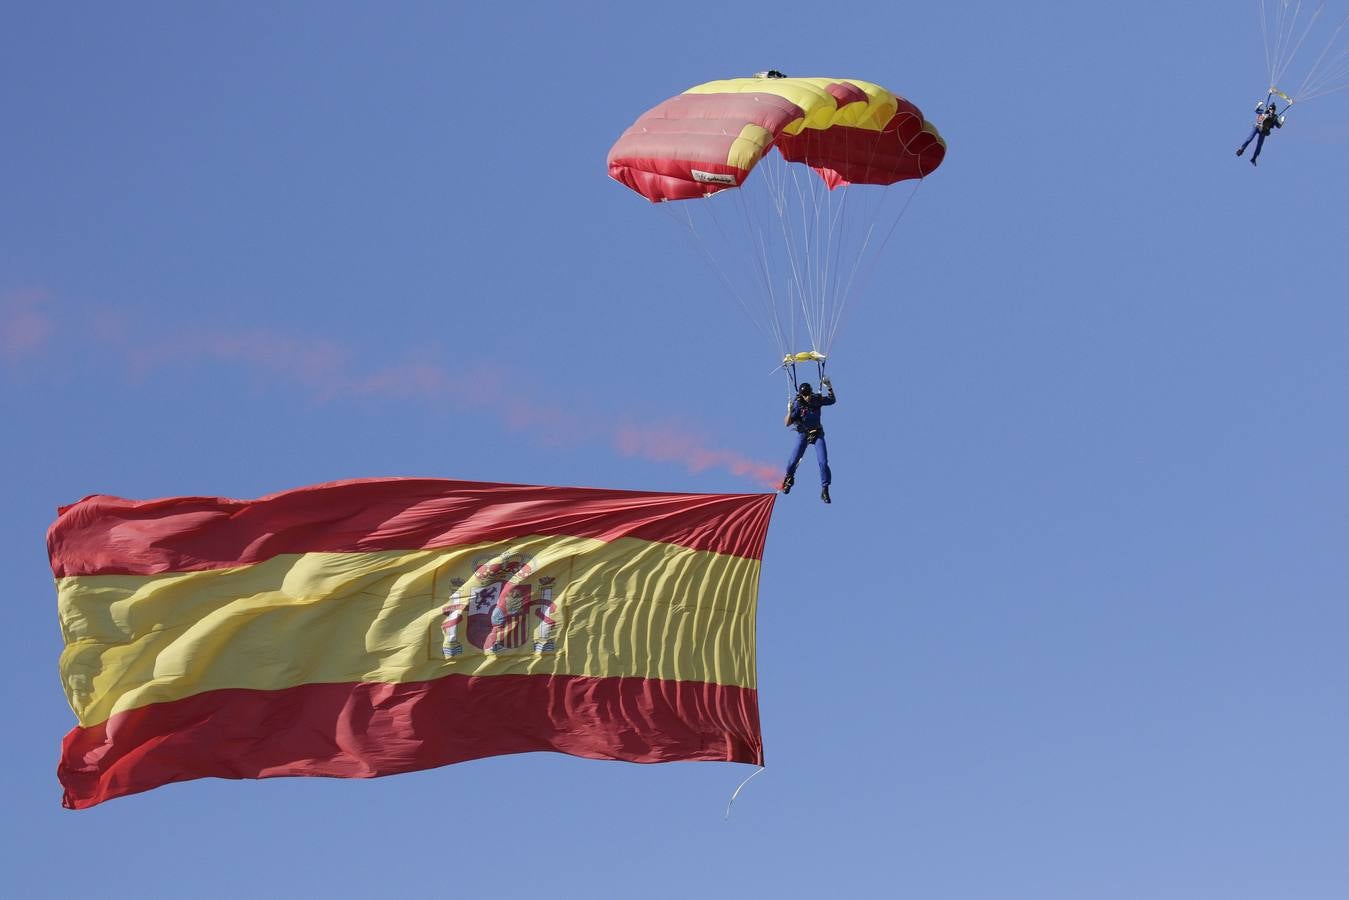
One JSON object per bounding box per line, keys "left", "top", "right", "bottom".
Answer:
{"left": 608, "top": 76, "right": 947, "bottom": 202}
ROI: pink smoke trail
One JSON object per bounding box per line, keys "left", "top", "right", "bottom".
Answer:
{"left": 115, "top": 322, "right": 778, "bottom": 487}
{"left": 0, "top": 290, "right": 55, "bottom": 362}
{"left": 614, "top": 423, "right": 781, "bottom": 489}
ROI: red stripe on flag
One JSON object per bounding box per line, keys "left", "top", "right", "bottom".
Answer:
{"left": 59, "top": 674, "right": 763, "bottom": 809}
{"left": 49, "top": 478, "right": 776, "bottom": 577}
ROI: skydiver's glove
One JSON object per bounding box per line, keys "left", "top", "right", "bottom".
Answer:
{"left": 1279, "top": 115, "right": 1287, "bottom": 125}
{"left": 820, "top": 375, "right": 832, "bottom": 388}
{"left": 1255, "top": 101, "right": 1266, "bottom": 112}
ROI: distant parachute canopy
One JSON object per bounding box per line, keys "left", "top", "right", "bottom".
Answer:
{"left": 608, "top": 76, "right": 946, "bottom": 202}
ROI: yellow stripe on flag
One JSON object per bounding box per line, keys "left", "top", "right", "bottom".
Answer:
{"left": 59, "top": 534, "right": 761, "bottom": 728}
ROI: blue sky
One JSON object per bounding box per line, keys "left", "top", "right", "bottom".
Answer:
{"left": 4, "top": 2, "right": 1347, "bottom": 897}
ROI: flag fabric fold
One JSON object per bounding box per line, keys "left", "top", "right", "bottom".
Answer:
{"left": 52, "top": 477, "right": 774, "bottom": 809}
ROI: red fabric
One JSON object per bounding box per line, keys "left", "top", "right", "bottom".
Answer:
{"left": 608, "top": 92, "right": 806, "bottom": 202}
{"left": 774, "top": 100, "right": 946, "bottom": 188}
{"left": 59, "top": 674, "right": 763, "bottom": 809}
{"left": 48, "top": 477, "right": 776, "bottom": 577}
{"left": 608, "top": 88, "right": 944, "bottom": 202}
{"left": 824, "top": 82, "right": 869, "bottom": 107}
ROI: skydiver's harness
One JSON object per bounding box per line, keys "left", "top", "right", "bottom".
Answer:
{"left": 780, "top": 349, "right": 828, "bottom": 444}
{"left": 792, "top": 404, "right": 825, "bottom": 445}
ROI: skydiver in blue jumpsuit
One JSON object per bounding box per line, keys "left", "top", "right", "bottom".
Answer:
{"left": 1237, "top": 101, "right": 1285, "bottom": 166}
{"left": 781, "top": 376, "right": 836, "bottom": 503}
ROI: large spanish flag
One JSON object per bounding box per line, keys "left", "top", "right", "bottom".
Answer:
{"left": 52, "top": 478, "right": 775, "bottom": 809}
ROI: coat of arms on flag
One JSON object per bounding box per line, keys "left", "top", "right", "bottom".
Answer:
{"left": 440, "top": 551, "right": 561, "bottom": 657}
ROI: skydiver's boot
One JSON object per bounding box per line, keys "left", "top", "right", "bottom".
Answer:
{"left": 1251, "top": 157, "right": 1258, "bottom": 166}
{"left": 781, "top": 475, "right": 793, "bottom": 494}
{"left": 820, "top": 485, "right": 831, "bottom": 504}
{"left": 1236, "top": 146, "right": 1244, "bottom": 156}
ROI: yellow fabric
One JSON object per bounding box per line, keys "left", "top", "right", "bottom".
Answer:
{"left": 58, "top": 534, "right": 761, "bottom": 728}
{"left": 727, "top": 123, "right": 776, "bottom": 172}
{"left": 684, "top": 77, "right": 944, "bottom": 148}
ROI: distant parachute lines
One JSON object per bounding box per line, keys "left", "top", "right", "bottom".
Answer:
{"left": 1260, "top": 1, "right": 1349, "bottom": 106}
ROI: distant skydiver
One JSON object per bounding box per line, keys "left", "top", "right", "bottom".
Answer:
{"left": 1237, "top": 101, "right": 1284, "bottom": 166}
{"left": 781, "top": 376, "right": 836, "bottom": 503}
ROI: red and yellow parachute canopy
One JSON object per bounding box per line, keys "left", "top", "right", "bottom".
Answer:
{"left": 608, "top": 75, "right": 946, "bottom": 202}
{"left": 607, "top": 74, "right": 946, "bottom": 373}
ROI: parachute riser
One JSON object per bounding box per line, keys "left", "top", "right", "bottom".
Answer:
{"left": 1264, "top": 87, "right": 1296, "bottom": 117}
{"left": 778, "top": 350, "right": 827, "bottom": 399}
{"left": 780, "top": 356, "right": 827, "bottom": 402}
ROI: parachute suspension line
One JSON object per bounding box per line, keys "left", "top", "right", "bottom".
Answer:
{"left": 774, "top": 153, "right": 808, "bottom": 355}
{"left": 1269, "top": 0, "right": 1288, "bottom": 85}
{"left": 827, "top": 206, "right": 881, "bottom": 355}
{"left": 804, "top": 151, "right": 823, "bottom": 354}
{"left": 818, "top": 146, "right": 857, "bottom": 358}
{"left": 655, "top": 122, "right": 933, "bottom": 374}
{"left": 819, "top": 175, "right": 847, "bottom": 355}
{"left": 826, "top": 176, "right": 883, "bottom": 354}
{"left": 1261, "top": 0, "right": 1275, "bottom": 83}
{"left": 820, "top": 125, "right": 855, "bottom": 352}
{"left": 818, "top": 162, "right": 843, "bottom": 355}
{"left": 853, "top": 178, "right": 923, "bottom": 300}
{"left": 733, "top": 174, "right": 792, "bottom": 358}
{"left": 821, "top": 118, "right": 896, "bottom": 356}
{"left": 755, "top": 152, "right": 797, "bottom": 353}
{"left": 723, "top": 178, "right": 793, "bottom": 356}
{"left": 1296, "top": 10, "right": 1349, "bottom": 100}
{"left": 1301, "top": 50, "right": 1349, "bottom": 99}
{"left": 755, "top": 142, "right": 876, "bottom": 363}
{"left": 1277, "top": 1, "right": 1296, "bottom": 87}
{"left": 1274, "top": 1, "right": 1325, "bottom": 90}
{"left": 805, "top": 160, "right": 831, "bottom": 354}
{"left": 806, "top": 155, "right": 825, "bottom": 354}
{"left": 664, "top": 200, "right": 780, "bottom": 354}
{"left": 815, "top": 156, "right": 829, "bottom": 342}
{"left": 820, "top": 181, "right": 851, "bottom": 356}
{"left": 827, "top": 178, "right": 923, "bottom": 353}
{"left": 767, "top": 154, "right": 818, "bottom": 354}
{"left": 761, "top": 140, "right": 886, "bottom": 362}
{"left": 1258, "top": 0, "right": 1349, "bottom": 103}
{"left": 770, "top": 153, "right": 799, "bottom": 351}
{"left": 1268, "top": 0, "right": 1300, "bottom": 87}
{"left": 1309, "top": 35, "right": 1349, "bottom": 97}
{"left": 824, "top": 186, "right": 850, "bottom": 355}
{"left": 1264, "top": 0, "right": 1305, "bottom": 90}
{"left": 787, "top": 160, "right": 821, "bottom": 353}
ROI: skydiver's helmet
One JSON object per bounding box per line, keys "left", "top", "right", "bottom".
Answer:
{"left": 1268, "top": 102, "right": 1277, "bottom": 113}
{"left": 798, "top": 383, "right": 813, "bottom": 397}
